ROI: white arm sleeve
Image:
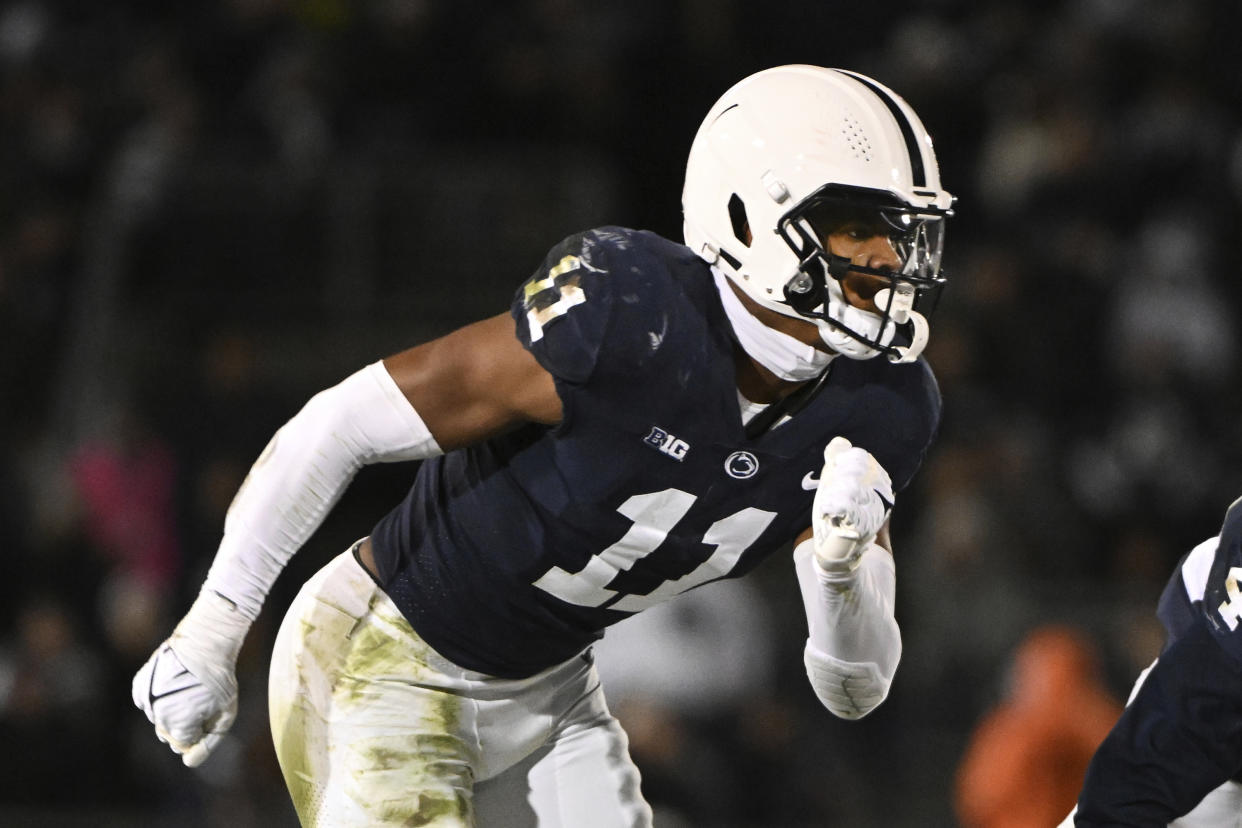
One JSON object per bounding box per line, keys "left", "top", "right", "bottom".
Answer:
{"left": 202, "top": 360, "right": 441, "bottom": 620}
{"left": 794, "top": 538, "right": 901, "bottom": 719}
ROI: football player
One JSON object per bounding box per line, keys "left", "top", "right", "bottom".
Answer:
{"left": 132, "top": 65, "right": 954, "bottom": 826}
{"left": 1062, "top": 496, "right": 1242, "bottom": 827}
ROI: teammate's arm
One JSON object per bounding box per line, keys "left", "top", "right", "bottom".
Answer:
{"left": 133, "top": 312, "right": 557, "bottom": 766}
{"left": 1072, "top": 614, "right": 1242, "bottom": 826}
{"left": 793, "top": 437, "right": 901, "bottom": 720}
{"left": 1069, "top": 516, "right": 1242, "bottom": 826}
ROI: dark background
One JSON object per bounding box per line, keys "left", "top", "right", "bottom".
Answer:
{"left": 3, "top": 0, "right": 1242, "bottom": 825}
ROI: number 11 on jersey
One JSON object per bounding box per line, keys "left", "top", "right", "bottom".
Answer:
{"left": 533, "top": 488, "right": 776, "bottom": 613}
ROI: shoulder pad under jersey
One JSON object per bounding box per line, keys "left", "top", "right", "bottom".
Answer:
{"left": 512, "top": 227, "right": 685, "bottom": 383}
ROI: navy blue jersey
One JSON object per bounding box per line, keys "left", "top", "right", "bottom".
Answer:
{"left": 1154, "top": 538, "right": 1218, "bottom": 651}
{"left": 1155, "top": 496, "right": 1242, "bottom": 664}
{"left": 1204, "top": 497, "right": 1242, "bottom": 662}
{"left": 369, "top": 227, "right": 941, "bottom": 678}
{"left": 1076, "top": 497, "right": 1242, "bottom": 826}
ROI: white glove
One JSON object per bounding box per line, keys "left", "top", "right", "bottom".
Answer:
{"left": 132, "top": 590, "right": 249, "bottom": 767}
{"left": 812, "top": 437, "right": 895, "bottom": 573}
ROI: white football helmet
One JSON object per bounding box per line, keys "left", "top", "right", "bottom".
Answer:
{"left": 683, "top": 65, "right": 954, "bottom": 362}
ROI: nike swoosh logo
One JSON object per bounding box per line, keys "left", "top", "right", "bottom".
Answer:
{"left": 149, "top": 648, "right": 199, "bottom": 703}
{"left": 802, "top": 472, "right": 820, "bottom": 490}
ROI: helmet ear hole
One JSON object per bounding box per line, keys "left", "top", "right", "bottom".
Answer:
{"left": 728, "top": 194, "right": 751, "bottom": 247}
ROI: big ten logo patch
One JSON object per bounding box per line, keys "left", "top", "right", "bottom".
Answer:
{"left": 644, "top": 426, "right": 689, "bottom": 461}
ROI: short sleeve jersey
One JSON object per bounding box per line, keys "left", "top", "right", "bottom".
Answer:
{"left": 369, "top": 227, "right": 941, "bottom": 678}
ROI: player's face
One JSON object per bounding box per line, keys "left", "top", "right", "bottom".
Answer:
{"left": 729, "top": 204, "right": 911, "bottom": 357}
{"left": 813, "top": 210, "right": 902, "bottom": 315}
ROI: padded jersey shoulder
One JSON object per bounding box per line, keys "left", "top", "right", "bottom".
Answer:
{"left": 511, "top": 227, "right": 712, "bottom": 385}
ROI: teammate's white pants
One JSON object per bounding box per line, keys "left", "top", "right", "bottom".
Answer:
{"left": 1057, "top": 660, "right": 1242, "bottom": 828}
{"left": 268, "top": 545, "right": 653, "bottom": 827}
{"left": 1059, "top": 779, "right": 1242, "bottom": 827}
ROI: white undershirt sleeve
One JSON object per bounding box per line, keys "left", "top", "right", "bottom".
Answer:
{"left": 202, "top": 360, "right": 441, "bottom": 620}
{"left": 794, "top": 538, "right": 902, "bottom": 719}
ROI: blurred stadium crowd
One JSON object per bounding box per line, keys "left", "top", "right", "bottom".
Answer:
{"left": 3, "top": 0, "right": 1242, "bottom": 825}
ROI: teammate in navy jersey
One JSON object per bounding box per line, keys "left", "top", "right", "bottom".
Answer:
{"left": 1061, "top": 496, "right": 1242, "bottom": 827}
{"left": 132, "top": 65, "right": 955, "bottom": 826}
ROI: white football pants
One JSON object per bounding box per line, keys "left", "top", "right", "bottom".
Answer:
{"left": 268, "top": 546, "right": 653, "bottom": 827}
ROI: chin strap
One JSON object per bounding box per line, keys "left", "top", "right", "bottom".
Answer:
{"left": 886, "top": 310, "right": 928, "bottom": 364}
{"left": 818, "top": 278, "right": 929, "bottom": 364}
{"left": 872, "top": 283, "right": 928, "bottom": 364}
{"left": 816, "top": 274, "right": 896, "bottom": 361}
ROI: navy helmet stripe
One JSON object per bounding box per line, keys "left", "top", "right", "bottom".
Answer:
{"left": 836, "top": 71, "right": 927, "bottom": 188}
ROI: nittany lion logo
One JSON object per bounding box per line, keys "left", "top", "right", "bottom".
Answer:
{"left": 724, "top": 451, "right": 759, "bottom": 479}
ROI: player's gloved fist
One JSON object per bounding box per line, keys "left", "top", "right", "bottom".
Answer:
{"left": 132, "top": 590, "right": 249, "bottom": 767}
{"left": 812, "top": 437, "right": 894, "bottom": 573}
